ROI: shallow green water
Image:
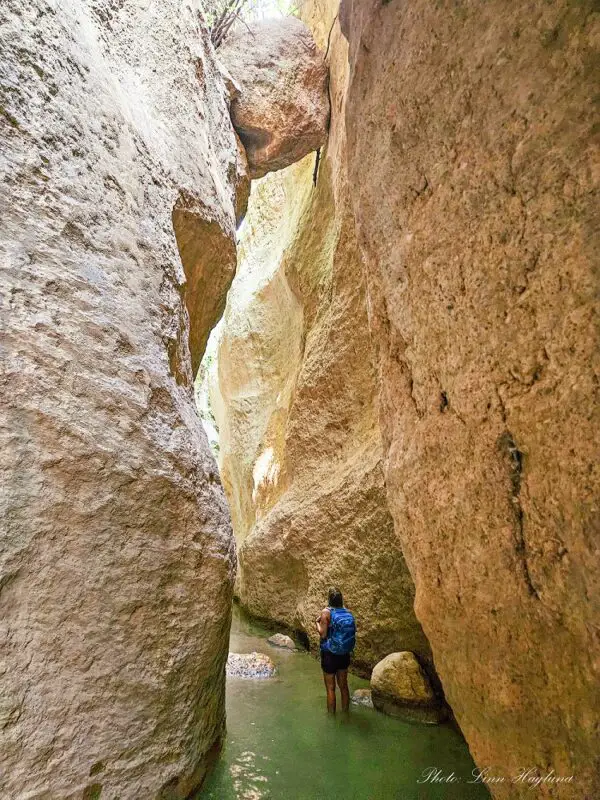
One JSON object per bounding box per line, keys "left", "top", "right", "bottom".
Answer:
{"left": 198, "top": 606, "right": 490, "bottom": 800}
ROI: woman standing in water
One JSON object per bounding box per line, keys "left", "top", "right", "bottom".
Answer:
{"left": 316, "top": 588, "right": 356, "bottom": 712}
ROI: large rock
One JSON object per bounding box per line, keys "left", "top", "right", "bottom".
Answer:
{"left": 340, "top": 0, "right": 600, "bottom": 795}
{"left": 0, "top": 1, "right": 238, "bottom": 797}
{"left": 370, "top": 653, "right": 445, "bottom": 724}
{"left": 218, "top": 17, "right": 329, "bottom": 179}
{"left": 210, "top": 5, "right": 433, "bottom": 678}
{"left": 267, "top": 633, "right": 296, "bottom": 650}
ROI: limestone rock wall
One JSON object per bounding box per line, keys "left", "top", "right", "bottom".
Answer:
{"left": 0, "top": 1, "right": 238, "bottom": 797}
{"left": 212, "top": 170, "right": 305, "bottom": 550}
{"left": 213, "top": 6, "right": 432, "bottom": 674}
{"left": 340, "top": 0, "right": 600, "bottom": 795}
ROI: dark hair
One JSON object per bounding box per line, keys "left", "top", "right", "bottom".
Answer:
{"left": 328, "top": 587, "right": 344, "bottom": 608}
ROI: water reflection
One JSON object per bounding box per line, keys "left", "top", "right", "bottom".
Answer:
{"left": 198, "top": 605, "right": 490, "bottom": 800}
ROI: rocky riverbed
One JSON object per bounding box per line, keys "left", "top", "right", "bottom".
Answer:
{"left": 226, "top": 652, "right": 277, "bottom": 679}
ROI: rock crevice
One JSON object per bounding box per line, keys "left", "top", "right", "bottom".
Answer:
{"left": 211, "top": 6, "right": 434, "bottom": 677}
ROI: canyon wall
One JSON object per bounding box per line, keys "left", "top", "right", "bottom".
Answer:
{"left": 339, "top": 0, "right": 599, "bottom": 795}
{"left": 213, "top": 6, "right": 432, "bottom": 674}
{"left": 0, "top": 1, "right": 238, "bottom": 797}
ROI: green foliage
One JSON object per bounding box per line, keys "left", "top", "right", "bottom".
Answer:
{"left": 202, "top": 0, "right": 300, "bottom": 46}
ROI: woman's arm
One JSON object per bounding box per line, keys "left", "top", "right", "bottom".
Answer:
{"left": 316, "top": 608, "right": 330, "bottom": 640}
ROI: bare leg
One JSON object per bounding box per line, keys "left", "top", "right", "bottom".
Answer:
{"left": 336, "top": 669, "right": 350, "bottom": 712}
{"left": 323, "top": 672, "right": 336, "bottom": 713}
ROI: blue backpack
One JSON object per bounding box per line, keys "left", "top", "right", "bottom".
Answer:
{"left": 324, "top": 607, "right": 356, "bottom": 655}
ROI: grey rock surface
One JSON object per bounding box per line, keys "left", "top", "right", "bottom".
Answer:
{"left": 0, "top": 1, "right": 238, "bottom": 797}
{"left": 267, "top": 633, "right": 296, "bottom": 650}
{"left": 227, "top": 652, "right": 277, "bottom": 679}
{"left": 351, "top": 689, "right": 374, "bottom": 708}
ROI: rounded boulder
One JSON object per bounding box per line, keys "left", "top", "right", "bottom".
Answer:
{"left": 371, "top": 652, "right": 446, "bottom": 724}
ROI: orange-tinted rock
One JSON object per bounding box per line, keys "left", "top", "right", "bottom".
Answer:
{"left": 340, "top": 0, "right": 600, "bottom": 795}
{"left": 0, "top": 1, "right": 236, "bottom": 797}
{"left": 212, "top": 9, "right": 433, "bottom": 677}
{"left": 219, "top": 17, "right": 329, "bottom": 179}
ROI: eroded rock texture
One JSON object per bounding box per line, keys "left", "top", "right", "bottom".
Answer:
{"left": 340, "top": 0, "right": 600, "bottom": 794}
{"left": 212, "top": 6, "right": 432, "bottom": 675}
{"left": 370, "top": 652, "right": 445, "bottom": 725}
{"left": 218, "top": 17, "right": 329, "bottom": 179}
{"left": 0, "top": 1, "right": 238, "bottom": 797}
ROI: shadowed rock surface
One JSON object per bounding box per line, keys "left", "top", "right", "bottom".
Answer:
{"left": 340, "top": 0, "right": 600, "bottom": 794}
{"left": 218, "top": 17, "right": 329, "bottom": 179}
{"left": 0, "top": 1, "right": 237, "bottom": 797}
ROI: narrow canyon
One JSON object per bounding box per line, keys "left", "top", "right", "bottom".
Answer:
{"left": 1, "top": 0, "right": 598, "bottom": 799}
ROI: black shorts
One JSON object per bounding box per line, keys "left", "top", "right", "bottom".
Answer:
{"left": 321, "top": 649, "right": 351, "bottom": 674}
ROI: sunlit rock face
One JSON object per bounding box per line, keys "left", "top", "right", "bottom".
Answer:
{"left": 218, "top": 17, "right": 330, "bottom": 179}
{"left": 0, "top": 1, "right": 237, "bottom": 797}
{"left": 340, "top": 0, "right": 600, "bottom": 795}
{"left": 212, "top": 6, "right": 433, "bottom": 676}
{"left": 211, "top": 170, "right": 304, "bottom": 551}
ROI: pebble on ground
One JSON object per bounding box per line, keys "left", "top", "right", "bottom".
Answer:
{"left": 227, "top": 652, "right": 277, "bottom": 679}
